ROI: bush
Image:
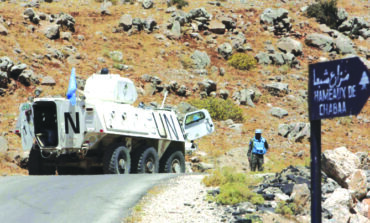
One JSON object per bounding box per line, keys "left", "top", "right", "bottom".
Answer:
{"left": 306, "top": 0, "right": 339, "bottom": 29}
{"left": 203, "top": 167, "right": 264, "bottom": 205}
{"left": 275, "top": 201, "right": 297, "bottom": 216}
{"left": 227, "top": 53, "right": 257, "bottom": 70}
{"left": 189, "top": 97, "right": 244, "bottom": 122}
{"left": 168, "top": 0, "right": 189, "bottom": 9}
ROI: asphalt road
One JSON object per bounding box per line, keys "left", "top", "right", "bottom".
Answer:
{"left": 0, "top": 174, "right": 178, "bottom": 223}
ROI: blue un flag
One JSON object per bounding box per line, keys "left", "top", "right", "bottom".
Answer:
{"left": 66, "top": 67, "right": 77, "bottom": 106}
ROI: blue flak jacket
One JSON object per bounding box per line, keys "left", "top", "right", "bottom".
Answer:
{"left": 251, "top": 137, "right": 267, "bottom": 155}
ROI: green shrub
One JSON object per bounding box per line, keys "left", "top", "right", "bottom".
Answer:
{"left": 189, "top": 97, "right": 244, "bottom": 122}
{"left": 275, "top": 201, "right": 297, "bottom": 216}
{"left": 227, "top": 53, "right": 257, "bottom": 70}
{"left": 306, "top": 0, "right": 339, "bottom": 29}
{"left": 168, "top": 0, "right": 189, "bottom": 9}
{"left": 203, "top": 167, "right": 264, "bottom": 205}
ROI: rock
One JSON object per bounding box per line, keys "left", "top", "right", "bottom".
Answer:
{"left": 9, "top": 64, "right": 27, "bottom": 79}
{"left": 260, "top": 8, "right": 288, "bottom": 25}
{"left": 277, "top": 37, "right": 302, "bottom": 56}
{"left": 305, "top": 33, "right": 334, "bottom": 52}
{"left": 338, "top": 17, "right": 369, "bottom": 39}
{"left": 337, "top": 8, "right": 348, "bottom": 24}
{"left": 175, "top": 102, "right": 197, "bottom": 115}
{"left": 187, "top": 8, "right": 212, "bottom": 21}
{"left": 219, "top": 89, "right": 229, "bottom": 99}
{"left": 170, "top": 20, "right": 181, "bottom": 39}
{"left": 362, "top": 199, "right": 370, "bottom": 218}
{"left": 23, "top": 8, "right": 36, "bottom": 19}
{"left": 60, "top": 32, "right": 72, "bottom": 41}
{"left": 269, "top": 107, "right": 288, "bottom": 118}
{"left": 119, "top": 14, "right": 133, "bottom": 31}
{"left": 44, "top": 24, "right": 60, "bottom": 39}
{"left": 0, "top": 24, "right": 8, "bottom": 36}
{"left": 209, "top": 20, "right": 225, "bottom": 34}
{"left": 0, "top": 57, "right": 14, "bottom": 72}
{"left": 264, "top": 82, "right": 289, "bottom": 96}
{"left": 166, "top": 6, "right": 176, "bottom": 14}
{"left": 197, "top": 162, "right": 214, "bottom": 172}
{"left": 0, "top": 71, "right": 8, "bottom": 88}
{"left": 144, "top": 17, "right": 157, "bottom": 32}
{"left": 0, "top": 136, "right": 8, "bottom": 154}
{"left": 41, "top": 76, "right": 56, "bottom": 86}
{"left": 55, "top": 13, "right": 75, "bottom": 32}
{"left": 198, "top": 79, "right": 216, "bottom": 95}
{"left": 270, "top": 53, "right": 285, "bottom": 65}
{"left": 322, "top": 177, "right": 340, "bottom": 194}
{"left": 322, "top": 147, "right": 361, "bottom": 188}
{"left": 334, "top": 36, "right": 355, "bottom": 54}
{"left": 142, "top": 0, "right": 154, "bottom": 9}
{"left": 291, "top": 184, "right": 310, "bottom": 214}
{"left": 278, "top": 124, "right": 292, "bottom": 137}
{"left": 220, "top": 16, "right": 236, "bottom": 30}
{"left": 217, "top": 43, "right": 232, "bottom": 59}
{"left": 169, "top": 10, "right": 188, "bottom": 26}
{"left": 323, "top": 188, "right": 354, "bottom": 223}
{"left": 349, "top": 214, "right": 369, "bottom": 223}
{"left": 190, "top": 50, "right": 210, "bottom": 69}
{"left": 255, "top": 52, "right": 272, "bottom": 65}
{"left": 100, "top": 1, "right": 112, "bottom": 15}
{"left": 18, "top": 69, "right": 34, "bottom": 86}
{"left": 345, "top": 169, "right": 368, "bottom": 200}
{"left": 219, "top": 67, "right": 225, "bottom": 76}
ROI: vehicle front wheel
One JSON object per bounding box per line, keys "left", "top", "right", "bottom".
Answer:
{"left": 164, "top": 151, "right": 185, "bottom": 173}
{"left": 104, "top": 145, "right": 131, "bottom": 174}
{"left": 137, "top": 147, "right": 159, "bottom": 174}
{"left": 28, "top": 147, "right": 56, "bottom": 175}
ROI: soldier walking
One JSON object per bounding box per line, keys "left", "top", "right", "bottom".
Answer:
{"left": 247, "top": 129, "right": 269, "bottom": 171}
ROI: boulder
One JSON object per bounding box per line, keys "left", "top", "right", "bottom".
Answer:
{"left": 18, "top": 69, "right": 34, "bottom": 86}
{"left": 278, "top": 124, "right": 292, "bottom": 137}
{"left": 337, "top": 8, "right": 348, "bottom": 24}
{"left": 60, "top": 32, "right": 72, "bottom": 41}
{"left": 208, "top": 20, "right": 225, "bottom": 34}
{"left": 170, "top": 20, "right": 181, "bottom": 39}
{"left": 270, "top": 53, "right": 285, "bottom": 65}
{"left": 219, "top": 89, "right": 229, "bottom": 99}
{"left": 170, "top": 11, "right": 188, "bottom": 26}
{"left": 264, "top": 82, "right": 289, "bottom": 96}
{"left": 0, "top": 57, "right": 14, "bottom": 72}
{"left": 269, "top": 107, "right": 288, "bottom": 118}
{"left": 119, "top": 14, "right": 133, "bottom": 31}
{"left": 9, "top": 63, "right": 27, "bottom": 79}
{"left": 305, "top": 33, "right": 334, "bottom": 52}
{"left": 323, "top": 188, "right": 354, "bottom": 223}
{"left": 220, "top": 16, "right": 236, "bottom": 30}
{"left": 277, "top": 37, "right": 302, "bottom": 56}
{"left": 198, "top": 79, "right": 217, "bottom": 95}
{"left": 0, "top": 24, "right": 8, "bottom": 36}
{"left": 217, "top": 43, "right": 232, "bottom": 59}
{"left": 334, "top": 36, "right": 355, "bottom": 54}
{"left": 23, "top": 8, "right": 36, "bottom": 19}
{"left": 190, "top": 50, "right": 210, "bottom": 69}
{"left": 255, "top": 52, "right": 272, "bottom": 65}
{"left": 44, "top": 24, "right": 60, "bottom": 39}
{"left": 142, "top": 0, "right": 154, "bottom": 9}
{"left": 291, "top": 183, "right": 310, "bottom": 214}
{"left": 55, "top": 13, "right": 75, "bottom": 32}
{"left": 260, "top": 8, "right": 288, "bottom": 25}
{"left": 322, "top": 147, "right": 361, "bottom": 188}
{"left": 41, "top": 76, "right": 56, "bottom": 86}
{"left": 0, "top": 71, "right": 8, "bottom": 88}
{"left": 345, "top": 169, "right": 368, "bottom": 200}
{"left": 187, "top": 8, "right": 212, "bottom": 21}
{"left": 144, "top": 17, "right": 157, "bottom": 32}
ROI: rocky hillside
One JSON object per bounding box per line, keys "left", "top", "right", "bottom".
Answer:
{"left": 0, "top": 0, "right": 369, "bottom": 175}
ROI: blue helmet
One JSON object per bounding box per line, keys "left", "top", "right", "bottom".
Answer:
{"left": 255, "top": 129, "right": 262, "bottom": 134}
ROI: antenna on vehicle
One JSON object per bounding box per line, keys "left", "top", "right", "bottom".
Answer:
{"left": 161, "top": 90, "right": 168, "bottom": 109}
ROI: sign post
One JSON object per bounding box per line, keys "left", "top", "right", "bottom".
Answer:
{"left": 308, "top": 57, "right": 369, "bottom": 223}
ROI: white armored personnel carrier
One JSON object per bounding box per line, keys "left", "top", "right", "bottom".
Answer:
{"left": 15, "top": 73, "right": 214, "bottom": 175}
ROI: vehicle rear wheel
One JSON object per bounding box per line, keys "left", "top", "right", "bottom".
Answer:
{"left": 137, "top": 147, "right": 159, "bottom": 174}
{"left": 164, "top": 151, "right": 185, "bottom": 173}
{"left": 28, "top": 146, "right": 56, "bottom": 175}
{"left": 103, "top": 145, "right": 131, "bottom": 174}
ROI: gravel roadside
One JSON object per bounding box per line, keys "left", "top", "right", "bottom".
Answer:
{"left": 125, "top": 174, "right": 227, "bottom": 223}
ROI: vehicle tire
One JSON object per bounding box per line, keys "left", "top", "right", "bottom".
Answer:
{"left": 137, "top": 147, "right": 159, "bottom": 174}
{"left": 103, "top": 145, "right": 131, "bottom": 174}
{"left": 28, "top": 147, "right": 56, "bottom": 175}
{"left": 28, "top": 148, "right": 42, "bottom": 175}
{"left": 164, "top": 151, "right": 185, "bottom": 173}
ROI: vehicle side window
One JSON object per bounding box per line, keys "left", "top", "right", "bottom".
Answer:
{"left": 185, "top": 112, "right": 205, "bottom": 125}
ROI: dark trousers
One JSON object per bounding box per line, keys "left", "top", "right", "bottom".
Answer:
{"left": 250, "top": 153, "right": 264, "bottom": 171}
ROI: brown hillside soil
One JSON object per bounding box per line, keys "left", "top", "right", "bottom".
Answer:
{"left": 0, "top": 0, "right": 368, "bottom": 175}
